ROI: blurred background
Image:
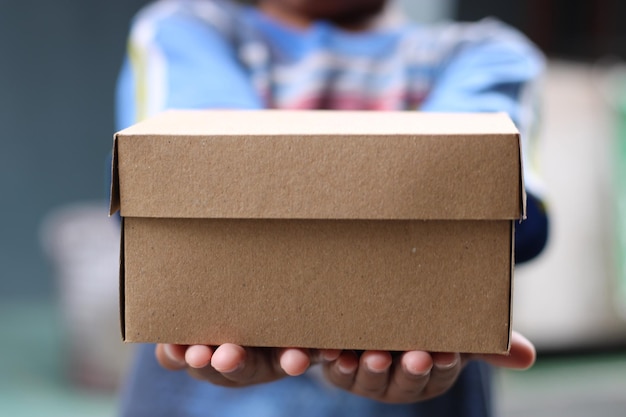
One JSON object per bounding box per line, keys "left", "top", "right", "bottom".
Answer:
{"left": 1, "top": 0, "right": 626, "bottom": 416}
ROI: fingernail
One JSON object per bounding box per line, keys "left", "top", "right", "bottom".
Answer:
{"left": 364, "top": 356, "right": 390, "bottom": 374}
{"left": 321, "top": 350, "right": 341, "bottom": 362}
{"left": 435, "top": 358, "right": 458, "bottom": 371}
{"left": 337, "top": 359, "right": 357, "bottom": 375}
{"left": 405, "top": 362, "right": 432, "bottom": 377}
{"left": 215, "top": 362, "right": 243, "bottom": 374}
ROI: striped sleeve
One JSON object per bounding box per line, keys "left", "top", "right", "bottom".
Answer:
{"left": 420, "top": 18, "right": 546, "bottom": 197}
{"left": 115, "top": 0, "right": 262, "bottom": 130}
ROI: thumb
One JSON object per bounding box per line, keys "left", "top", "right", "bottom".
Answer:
{"left": 471, "top": 331, "right": 536, "bottom": 370}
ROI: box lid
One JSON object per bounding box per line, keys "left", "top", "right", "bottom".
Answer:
{"left": 110, "top": 110, "right": 525, "bottom": 220}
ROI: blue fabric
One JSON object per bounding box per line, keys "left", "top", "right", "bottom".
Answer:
{"left": 516, "top": 193, "right": 549, "bottom": 264}
{"left": 420, "top": 25, "right": 544, "bottom": 130}
{"left": 119, "top": 344, "right": 492, "bottom": 417}
{"left": 156, "top": 14, "right": 263, "bottom": 109}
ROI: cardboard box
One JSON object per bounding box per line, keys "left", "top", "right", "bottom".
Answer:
{"left": 110, "top": 109, "right": 525, "bottom": 354}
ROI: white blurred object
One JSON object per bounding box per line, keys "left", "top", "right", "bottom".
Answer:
{"left": 40, "top": 201, "right": 131, "bottom": 391}
{"left": 513, "top": 60, "right": 626, "bottom": 351}
{"left": 397, "top": 0, "right": 456, "bottom": 22}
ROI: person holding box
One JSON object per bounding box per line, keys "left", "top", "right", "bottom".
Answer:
{"left": 115, "top": 0, "right": 549, "bottom": 415}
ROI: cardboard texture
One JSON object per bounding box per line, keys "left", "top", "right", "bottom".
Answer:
{"left": 110, "top": 109, "right": 525, "bottom": 354}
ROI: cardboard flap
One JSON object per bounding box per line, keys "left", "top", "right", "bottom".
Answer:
{"left": 109, "top": 135, "right": 120, "bottom": 216}
{"left": 114, "top": 110, "right": 524, "bottom": 221}
{"left": 519, "top": 142, "right": 528, "bottom": 220}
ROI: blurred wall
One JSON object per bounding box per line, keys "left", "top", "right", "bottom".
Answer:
{"left": 455, "top": 0, "right": 626, "bottom": 349}
{"left": 457, "top": 0, "right": 626, "bottom": 60}
{"left": 0, "top": 0, "right": 150, "bottom": 298}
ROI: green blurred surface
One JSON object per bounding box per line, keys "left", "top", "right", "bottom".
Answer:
{"left": 0, "top": 300, "right": 118, "bottom": 417}
{"left": 615, "top": 83, "right": 626, "bottom": 314}
{"left": 496, "top": 351, "right": 626, "bottom": 416}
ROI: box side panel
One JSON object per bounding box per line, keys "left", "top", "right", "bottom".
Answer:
{"left": 117, "top": 134, "right": 522, "bottom": 221}
{"left": 123, "top": 218, "right": 512, "bottom": 353}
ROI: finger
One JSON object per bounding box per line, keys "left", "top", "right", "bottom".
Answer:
{"left": 186, "top": 344, "right": 254, "bottom": 386}
{"left": 323, "top": 350, "right": 359, "bottom": 391}
{"left": 205, "top": 344, "right": 258, "bottom": 385}
{"left": 155, "top": 344, "right": 188, "bottom": 370}
{"left": 211, "top": 343, "right": 246, "bottom": 373}
{"left": 422, "top": 352, "right": 462, "bottom": 398}
{"left": 185, "top": 345, "right": 249, "bottom": 387}
{"left": 279, "top": 348, "right": 311, "bottom": 376}
{"left": 384, "top": 350, "right": 433, "bottom": 403}
{"left": 185, "top": 345, "right": 214, "bottom": 368}
{"left": 205, "top": 346, "right": 309, "bottom": 386}
{"left": 472, "top": 331, "right": 536, "bottom": 370}
{"left": 352, "top": 350, "right": 393, "bottom": 398}
{"left": 313, "top": 349, "right": 342, "bottom": 364}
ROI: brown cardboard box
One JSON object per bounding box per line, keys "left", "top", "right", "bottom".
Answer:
{"left": 110, "top": 109, "right": 525, "bottom": 354}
